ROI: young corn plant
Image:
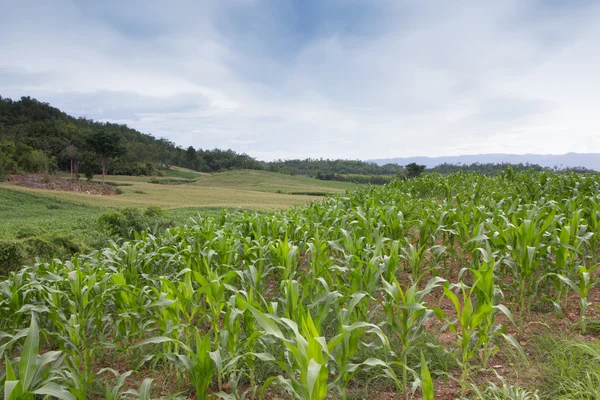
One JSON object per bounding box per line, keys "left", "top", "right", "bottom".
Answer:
{"left": 543, "top": 264, "right": 599, "bottom": 334}
{"left": 1, "top": 314, "right": 75, "bottom": 400}
{"left": 459, "top": 245, "right": 511, "bottom": 368}
{"left": 137, "top": 329, "right": 216, "bottom": 400}
{"left": 503, "top": 213, "right": 554, "bottom": 335}
{"left": 97, "top": 368, "right": 153, "bottom": 400}
{"left": 379, "top": 276, "right": 445, "bottom": 393}
{"left": 442, "top": 282, "right": 523, "bottom": 394}
{"left": 244, "top": 303, "right": 388, "bottom": 400}
{"left": 270, "top": 236, "right": 299, "bottom": 281}
{"left": 331, "top": 292, "right": 395, "bottom": 400}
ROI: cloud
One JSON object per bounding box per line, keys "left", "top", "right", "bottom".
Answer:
{"left": 1, "top": 0, "right": 600, "bottom": 160}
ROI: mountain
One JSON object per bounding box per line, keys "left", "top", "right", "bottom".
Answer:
{"left": 369, "top": 153, "right": 600, "bottom": 171}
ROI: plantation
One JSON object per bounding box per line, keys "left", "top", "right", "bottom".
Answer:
{"left": 1, "top": 170, "right": 599, "bottom": 399}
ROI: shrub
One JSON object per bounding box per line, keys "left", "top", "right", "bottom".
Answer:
{"left": 23, "top": 237, "right": 56, "bottom": 260}
{"left": 45, "top": 232, "right": 81, "bottom": 254}
{"left": 144, "top": 205, "right": 166, "bottom": 218}
{"left": 0, "top": 240, "right": 25, "bottom": 275}
{"left": 99, "top": 206, "right": 172, "bottom": 239}
{"left": 15, "top": 226, "right": 43, "bottom": 239}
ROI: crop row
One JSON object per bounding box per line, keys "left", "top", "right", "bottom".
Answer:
{"left": 1, "top": 170, "right": 599, "bottom": 399}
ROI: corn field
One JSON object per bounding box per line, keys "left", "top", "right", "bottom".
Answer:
{"left": 1, "top": 170, "right": 599, "bottom": 399}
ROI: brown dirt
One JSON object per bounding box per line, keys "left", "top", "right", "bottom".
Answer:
{"left": 7, "top": 174, "right": 117, "bottom": 195}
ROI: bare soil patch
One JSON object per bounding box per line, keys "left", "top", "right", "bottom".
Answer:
{"left": 7, "top": 174, "right": 117, "bottom": 195}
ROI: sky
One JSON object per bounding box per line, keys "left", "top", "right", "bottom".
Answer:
{"left": 1, "top": 0, "right": 600, "bottom": 161}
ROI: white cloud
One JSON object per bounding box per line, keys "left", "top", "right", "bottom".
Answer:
{"left": 1, "top": 0, "right": 600, "bottom": 160}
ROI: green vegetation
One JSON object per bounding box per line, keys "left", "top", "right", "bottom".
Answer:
{"left": 535, "top": 336, "right": 600, "bottom": 399}
{"left": 0, "top": 97, "right": 405, "bottom": 184}
{"left": 190, "top": 169, "right": 357, "bottom": 193}
{"left": 0, "top": 170, "right": 354, "bottom": 267}
{"left": 0, "top": 170, "right": 598, "bottom": 399}
{"left": 266, "top": 158, "right": 404, "bottom": 179}
{"left": 0, "top": 96, "right": 264, "bottom": 179}
{"left": 428, "top": 162, "right": 595, "bottom": 175}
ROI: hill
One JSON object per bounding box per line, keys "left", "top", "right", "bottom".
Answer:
{"left": 369, "top": 153, "right": 600, "bottom": 171}
{"left": 0, "top": 95, "right": 263, "bottom": 179}
{"left": 0, "top": 95, "right": 404, "bottom": 182}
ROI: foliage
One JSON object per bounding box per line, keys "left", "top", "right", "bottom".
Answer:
{"left": 0, "top": 96, "right": 264, "bottom": 178}
{"left": 537, "top": 336, "right": 600, "bottom": 400}
{"left": 405, "top": 162, "right": 426, "bottom": 178}
{"left": 0, "top": 240, "right": 24, "bottom": 274}
{"left": 98, "top": 206, "right": 172, "bottom": 239}
{"left": 0, "top": 170, "right": 598, "bottom": 398}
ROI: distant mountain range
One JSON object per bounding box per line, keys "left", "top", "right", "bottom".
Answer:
{"left": 369, "top": 153, "right": 600, "bottom": 171}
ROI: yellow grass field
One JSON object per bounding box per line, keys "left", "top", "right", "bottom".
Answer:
{"left": 2, "top": 170, "right": 358, "bottom": 211}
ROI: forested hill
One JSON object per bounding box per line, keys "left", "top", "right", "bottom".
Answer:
{"left": 3, "top": 95, "right": 572, "bottom": 183}
{"left": 0, "top": 96, "right": 410, "bottom": 181}
{"left": 0, "top": 95, "right": 265, "bottom": 178}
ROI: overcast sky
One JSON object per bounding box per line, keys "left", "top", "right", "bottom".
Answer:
{"left": 1, "top": 1, "right": 599, "bottom": 160}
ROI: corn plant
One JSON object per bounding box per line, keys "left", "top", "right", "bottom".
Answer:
{"left": 1, "top": 314, "right": 74, "bottom": 400}
{"left": 97, "top": 368, "right": 153, "bottom": 400}
{"left": 543, "top": 264, "right": 599, "bottom": 333}
{"left": 442, "top": 282, "right": 522, "bottom": 394}
{"left": 459, "top": 245, "right": 510, "bottom": 368}
{"left": 380, "top": 276, "right": 445, "bottom": 393}
{"left": 137, "top": 329, "right": 216, "bottom": 400}
{"left": 245, "top": 303, "right": 388, "bottom": 400}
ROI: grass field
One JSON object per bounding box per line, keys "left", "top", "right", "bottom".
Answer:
{"left": 190, "top": 169, "right": 357, "bottom": 193}
{"left": 159, "top": 166, "right": 208, "bottom": 179}
{"left": 6, "top": 169, "right": 357, "bottom": 210}
{"left": 0, "top": 170, "right": 357, "bottom": 266}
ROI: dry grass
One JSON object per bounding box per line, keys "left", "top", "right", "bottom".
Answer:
{"left": 1, "top": 170, "right": 356, "bottom": 211}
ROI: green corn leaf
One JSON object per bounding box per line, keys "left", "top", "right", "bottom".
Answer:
{"left": 32, "top": 382, "right": 77, "bottom": 400}
{"left": 19, "top": 314, "right": 39, "bottom": 391}
{"left": 139, "top": 378, "right": 153, "bottom": 400}
{"left": 501, "top": 333, "right": 527, "bottom": 362}
{"left": 247, "top": 306, "right": 285, "bottom": 340}
{"left": 420, "top": 352, "right": 434, "bottom": 400}
{"left": 5, "top": 355, "right": 16, "bottom": 380}
{"left": 4, "top": 380, "right": 24, "bottom": 400}
{"left": 134, "top": 336, "right": 190, "bottom": 352}
{"left": 306, "top": 359, "right": 322, "bottom": 399}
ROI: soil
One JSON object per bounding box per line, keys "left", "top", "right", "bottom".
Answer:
{"left": 7, "top": 174, "right": 117, "bottom": 195}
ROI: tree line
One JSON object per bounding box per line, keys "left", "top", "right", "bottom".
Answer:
{"left": 2, "top": 96, "right": 588, "bottom": 184}
{"left": 0, "top": 96, "right": 264, "bottom": 181}
{"left": 0, "top": 96, "right": 407, "bottom": 181}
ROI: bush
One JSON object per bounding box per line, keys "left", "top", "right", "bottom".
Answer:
{"left": 144, "top": 205, "right": 166, "bottom": 218}
{"left": 45, "top": 232, "right": 81, "bottom": 254}
{"left": 15, "top": 226, "right": 43, "bottom": 239}
{"left": 99, "top": 206, "right": 172, "bottom": 239}
{"left": 0, "top": 232, "right": 82, "bottom": 273}
{"left": 23, "top": 237, "right": 56, "bottom": 260}
{"left": 0, "top": 240, "right": 25, "bottom": 275}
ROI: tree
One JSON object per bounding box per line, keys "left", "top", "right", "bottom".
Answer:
{"left": 405, "top": 162, "right": 426, "bottom": 179}
{"left": 86, "top": 124, "right": 124, "bottom": 183}
{"left": 64, "top": 144, "right": 79, "bottom": 179}
{"left": 185, "top": 146, "right": 199, "bottom": 171}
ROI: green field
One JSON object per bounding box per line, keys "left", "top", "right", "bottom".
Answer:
{"left": 39, "top": 169, "right": 357, "bottom": 209}
{"left": 0, "top": 170, "right": 357, "bottom": 266}
{"left": 1, "top": 171, "right": 599, "bottom": 399}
